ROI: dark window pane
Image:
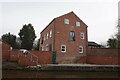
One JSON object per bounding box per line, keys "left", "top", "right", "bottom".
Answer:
{"left": 70, "top": 31, "right": 75, "bottom": 41}
{"left": 62, "top": 49, "right": 65, "bottom": 51}
{"left": 62, "top": 46, "right": 65, "bottom": 48}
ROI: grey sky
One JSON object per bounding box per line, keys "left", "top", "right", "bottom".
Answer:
{"left": 118, "top": 1, "right": 120, "bottom": 25}
{"left": 0, "top": 1, "right": 119, "bottom": 44}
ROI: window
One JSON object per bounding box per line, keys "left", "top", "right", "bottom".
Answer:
{"left": 76, "top": 21, "right": 80, "bottom": 27}
{"left": 46, "top": 44, "right": 49, "bottom": 51}
{"left": 42, "top": 46, "right": 44, "bottom": 51}
{"left": 50, "top": 30, "right": 52, "bottom": 38}
{"left": 44, "top": 35, "right": 46, "bottom": 41}
{"left": 41, "top": 37, "right": 43, "bottom": 44}
{"left": 61, "top": 45, "right": 66, "bottom": 53}
{"left": 49, "top": 44, "right": 52, "bottom": 51}
{"left": 70, "top": 31, "right": 75, "bottom": 41}
{"left": 46, "top": 33, "right": 49, "bottom": 39}
{"left": 80, "top": 33, "right": 84, "bottom": 39}
{"left": 79, "top": 46, "right": 83, "bottom": 53}
{"left": 64, "top": 18, "right": 69, "bottom": 24}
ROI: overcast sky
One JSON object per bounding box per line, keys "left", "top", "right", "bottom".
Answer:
{"left": 0, "top": 0, "right": 119, "bottom": 44}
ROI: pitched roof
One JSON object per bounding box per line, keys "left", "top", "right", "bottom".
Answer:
{"left": 56, "top": 11, "right": 88, "bottom": 27}
{"left": 40, "top": 11, "right": 88, "bottom": 33}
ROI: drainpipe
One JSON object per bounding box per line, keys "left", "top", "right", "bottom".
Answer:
{"left": 86, "top": 26, "right": 88, "bottom": 64}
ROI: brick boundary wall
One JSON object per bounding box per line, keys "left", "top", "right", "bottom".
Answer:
{"left": 86, "top": 48, "right": 119, "bottom": 65}
{"left": 1, "top": 43, "right": 11, "bottom": 61}
{"left": 30, "top": 51, "right": 53, "bottom": 64}
{"left": 2, "top": 51, "right": 10, "bottom": 61}
{"left": 4, "top": 48, "right": 120, "bottom": 65}
{"left": 18, "top": 51, "right": 53, "bottom": 66}
{"left": 10, "top": 50, "right": 19, "bottom": 61}
{"left": 76, "top": 56, "right": 87, "bottom": 64}
{"left": 18, "top": 54, "right": 37, "bottom": 66}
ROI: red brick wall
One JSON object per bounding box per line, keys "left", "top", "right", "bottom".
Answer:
{"left": 0, "top": 51, "right": 1, "bottom": 60}
{"left": 18, "top": 51, "right": 53, "bottom": 66}
{"left": 2, "top": 43, "right": 11, "bottom": 51}
{"left": 76, "top": 56, "right": 86, "bottom": 64}
{"left": 86, "top": 55, "right": 118, "bottom": 65}
{"left": 31, "top": 51, "right": 53, "bottom": 64}
{"left": 86, "top": 48, "right": 119, "bottom": 65}
{"left": 87, "top": 48, "right": 118, "bottom": 56}
{"left": 1, "top": 43, "right": 11, "bottom": 60}
{"left": 40, "top": 19, "right": 55, "bottom": 51}
{"left": 10, "top": 50, "right": 19, "bottom": 61}
{"left": 55, "top": 12, "right": 88, "bottom": 63}
{"left": 40, "top": 12, "right": 88, "bottom": 64}
{"left": 2, "top": 51, "right": 10, "bottom": 61}
{"left": 18, "top": 54, "right": 37, "bottom": 66}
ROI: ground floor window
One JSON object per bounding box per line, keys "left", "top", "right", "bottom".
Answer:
{"left": 46, "top": 44, "right": 49, "bottom": 51}
{"left": 41, "top": 46, "right": 44, "bottom": 51}
{"left": 49, "top": 44, "right": 52, "bottom": 51}
{"left": 79, "top": 46, "right": 83, "bottom": 53}
{"left": 61, "top": 45, "right": 66, "bottom": 53}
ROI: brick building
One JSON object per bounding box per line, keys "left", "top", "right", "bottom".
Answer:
{"left": 88, "top": 41, "right": 104, "bottom": 48}
{"left": 40, "top": 11, "right": 88, "bottom": 63}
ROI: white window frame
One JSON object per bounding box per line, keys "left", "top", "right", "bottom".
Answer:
{"left": 61, "top": 45, "right": 66, "bottom": 53}
{"left": 64, "top": 18, "right": 69, "bottom": 24}
{"left": 46, "top": 44, "right": 49, "bottom": 51}
{"left": 79, "top": 46, "right": 83, "bottom": 53}
{"left": 50, "top": 30, "right": 52, "bottom": 38}
{"left": 76, "top": 21, "right": 80, "bottom": 27}
{"left": 42, "top": 46, "right": 44, "bottom": 51}
{"left": 80, "top": 32, "right": 84, "bottom": 39}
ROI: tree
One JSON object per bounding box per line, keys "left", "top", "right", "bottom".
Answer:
{"left": 18, "top": 23, "right": 36, "bottom": 50}
{"left": 2, "top": 32, "right": 20, "bottom": 49}
{"left": 117, "top": 20, "right": 120, "bottom": 48}
{"left": 107, "top": 37, "right": 118, "bottom": 48}
{"left": 33, "top": 38, "right": 40, "bottom": 51}
{"left": 107, "top": 20, "right": 120, "bottom": 49}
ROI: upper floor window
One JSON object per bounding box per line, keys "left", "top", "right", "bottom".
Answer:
{"left": 41, "top": 37, "right": 43, "bottom": 44}
{"left": 64, "top": 18, "right": 69, "bottom": 24}
{"left": 80, "top": 32, "right": 84, "bottom": 39}
{"left": 76, "top": 21, "right": 80, "bottom": 27}
{"left": 70, "top": 31, "right": 75, "bottom": 41}
{"left": 44, "top": 35, "right": 46, "bottom": 41}
{"left": 61, "top": 45, "right": 66, "bottom": 53}
{"left": 79, "top": 46, "right": 83, "bottom": 53}
{"left": 46, "top": 33, "right": 49, "bottom": 39}
{"left": 50, "top": 30, "right": 52, "bottom": 38}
